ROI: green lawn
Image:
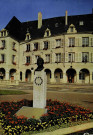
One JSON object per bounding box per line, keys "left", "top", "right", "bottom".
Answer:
{"left": 0, "top": 90, "right": 28, "bottom": 95}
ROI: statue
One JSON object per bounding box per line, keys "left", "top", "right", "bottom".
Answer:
{"left": 35, "top": 56, "right": 44, "bottom": 71}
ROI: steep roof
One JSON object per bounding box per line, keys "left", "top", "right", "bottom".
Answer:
{"left": 5, "top": 13, "right": 93, "bottom": 41}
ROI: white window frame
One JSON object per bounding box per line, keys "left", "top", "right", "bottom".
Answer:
{"left": 45, "top": 54, "right": 50, "bottom": 63}
{"left": 69, "top": 38, "right": 75, "bottom": 47}
{"left": 82, "top": 37, "right": 89, "bottom": 47}
{"left": 56, "top": 53, "right": 61, "bottom": 63}
{"left": 82, "top": 52, "right": 89, "bottom": 62}
{"left": 68, "top": 52, "right": 75, "bottom": 62}
{"left": 56, "top": 39, "right": 61, "bottom": 48}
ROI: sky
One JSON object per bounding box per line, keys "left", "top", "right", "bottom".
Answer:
{"left": 0, "top": 0, "right": 93, "bottom": 30}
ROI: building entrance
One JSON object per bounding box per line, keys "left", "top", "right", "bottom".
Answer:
{"left": 66, "top": 68, "right": 76, "bottom": 83}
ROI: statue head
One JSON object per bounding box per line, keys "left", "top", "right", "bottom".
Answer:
{"left": 35, "top": 56, "right": 44, "bottom": 71}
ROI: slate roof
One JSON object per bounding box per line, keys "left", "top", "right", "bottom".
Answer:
{"left": 5, "top": 13, "right": 93, "bottom": 41}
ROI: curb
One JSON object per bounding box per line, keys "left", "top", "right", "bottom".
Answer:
{"left": 33, "top": 122, "right": 93, "bottom": 135}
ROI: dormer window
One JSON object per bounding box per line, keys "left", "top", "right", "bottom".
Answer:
{"left": 67, "top": 24, "right": 77, "bottom": 33}
{"left": 25, "top": 33, "right": 31, "bottom": 40}
{"left": 79, "top": 21, "right": 84, "bottom": 26}
{"left": 0, "top": 29, "right": 8, "bottom": 37}
{"left": 44, "top": 28, "right": 51, "bottom": 37}
{"left": 70, "top": 27, "right": 73, "bottom": 32}
{"left": 55, "top": 23, "right": 59, "bottom": 27}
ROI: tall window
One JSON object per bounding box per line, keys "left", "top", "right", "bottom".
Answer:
{"left": 26, "top": 44, "right": 30, "bottom": 52}
{"left": 34, "top": 43, "right": 38, "bottom": 51}
{"left": 69, "top": 38, "right": 75, "bottom": 47}
{"left": 26, "top": 56, "right": 30, "bottom": 64}
{"left": 2, "top": 40, "right": 5, "bottom": 48}
{"left": 56, "top": 39, "right": 61, "bottom": 48}
{"left": 82, "top": 37, "right": 89, "bottom": 47}
{"left": 68, "top": 53, "right": 75, "bottom": 62}
{"left": 44, "top": 41, "right": 48, "bottom": 50}
{"left": 82, "top": 52, "right": 89, "bottom": 62}
{"left": 35, "top": 55, "right": 40, "bottom": 63}
{"left": 12, "top": 55, "right": 16, "bottom": 65}
{"left": 1, "top": 54, "right": 5, "bottom": 63}
{"left": 91, "top": 38, "right": 93, "bottom": 47}
{"left": 45, "top": 54, "right": 50, "bottom": 63}
{"left": 56, "top": 53, "right": 61, "bottom": 63}
{"left": 12, "top": 42, "right": 16, "bottom": 51}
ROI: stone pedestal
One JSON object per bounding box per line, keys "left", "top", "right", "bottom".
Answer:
{"left": 33, "top": 70, "right": 47, "bottom": 108}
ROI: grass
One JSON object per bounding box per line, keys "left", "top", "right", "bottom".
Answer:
{"left": 0, "top": 90, "right": 28, "bottom": 95}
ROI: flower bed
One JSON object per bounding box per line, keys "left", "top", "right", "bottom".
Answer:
{"left": 0, "top": 99, "right": 93, "bottom": 135}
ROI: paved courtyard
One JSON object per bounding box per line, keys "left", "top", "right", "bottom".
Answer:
{"left": 0, "top": 83, "right": 93, "bottom": 111}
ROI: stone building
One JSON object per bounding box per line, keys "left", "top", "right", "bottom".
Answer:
{"left": 0, "top": 11, "right": 93, "bottom": 85}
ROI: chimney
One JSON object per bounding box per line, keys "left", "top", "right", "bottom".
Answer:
{"left": 65, "top": 10, "right": 68, "bottom": 25}
{"left": 38, "top": 12, "right": 42, "bottom": 29}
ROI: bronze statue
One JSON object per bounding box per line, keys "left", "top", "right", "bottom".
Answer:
{"left": 35, "top": 56, "right": 44, "bottom": 71}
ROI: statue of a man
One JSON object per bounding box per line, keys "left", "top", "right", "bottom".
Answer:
{"left": 35, "top": 56, "right": 44, "bottom": 71}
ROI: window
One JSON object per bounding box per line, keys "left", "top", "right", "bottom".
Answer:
{"left": 1, "top": 54, "right": 5, "bottom": 63}
{"left": 45, "top": 54, "right": 50, "bottom": 63}
{"left": 46, "top": 31, "right": 49, "bottom": 36}
{"left": 34, "top": 43, "right": 38, "bottom": 51}
{"left": 70, "top": 27, "right": 73, "bottom": 32}
{"left": 12, "top": 55, "right": 16, "bottom": 65}
{"left": 1, "top": 40, "right": 5, "bottom": 48}
{"left": 68, "top": 53, "right": 75, "bottom": 62}
{"left": 26, "top": 56, "right": 30, "bottom": 64}
{"left": 92, "top": 72, "right": 93, "bottom": 80}
{"left": 35, "top": 55, "right": 40, "bottom": 63}
{"left": 26, "top": 44, "right": 30, "bottom": 52}
{"left": 44, "top": 41, "right": 48, "bottom": 50}
{"left": 12, "top": 42, "right": 16, "bottom": 51}
{"left": 79, "top": 72, "right": 85, "bottom": 80}
{"left": 56, "top": 53, "right": 61, "bottom": 63}
{"left": 69, "top": 38, "right": 75, "bottom": 47}
{"left": 91, "top": 38, "right": 93, "bottom": 47}
{"left": 82, "top": 37, "right": 89, "bottom": 47}
{"left": 56, "top": 39, "right": 61, "bottom": 48}
{"left": 79, "top": 21, "right": 84, "bottom": 26}
{"left": 82, "top": 52, "right": 89, "bottom": 62}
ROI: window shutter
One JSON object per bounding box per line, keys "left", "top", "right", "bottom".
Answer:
{"left": 38, "top": 43, "right": 40, "bottom": 50}
{"left": 31, "top": 43, "right": 34, "bottom": 51}
{"left": 50, "top": 54, "right": 52, "bottom": 63}
{"left": 52, "top": 40, "right": 56, "bottom": 49}
{"left": 91, "top": 53, "right": 93, "bottom": 63}
{"left": 30, "top": 56, "right": 32, "bottom": 64}
{"left": 61, "top": 39, "right": 64, "bottom": 47}
{"left": 65, "top": 52, "right": 68, "bottom": 62}
{"left": 78, "top": 52, "right": 82, "bottom": 62}
{"left": 90, "top": 38, "right": 93, "bottom": 47}
{"left": 61, "top": 53, "right": 64, "bottom": 62}
{"left": 75, "top": 37, "right": 78, "bottom": 47}
{"left": 23, "top": 56, "right": 26, "bottom": 64}
{"left": 52, "top": 53, "right": 56, "bottom": 63}
{"left": 40, "top": 42, "right": 44, "bottom": 50}
{"left": 89, "top": 53, "right": 91, "bottom": 62}
{"left": 75, "top": 53, "right": 78, "bottom": 62}
{"left": 16, "top": 55, "right": 18, "bottom": 64}
{"left": 48, "top": 41, "right": 50, "bottom": 49}
{"left": 24, "top": 44, "right": 26, "bottom": 51}
{"left": 79, "top": 37, "right": 82, "bottom": 47}
{"left": 4, "top": 54, "right": 6, "bottom": 63}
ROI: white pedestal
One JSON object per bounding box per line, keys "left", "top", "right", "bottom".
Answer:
{"left": 33, "top": 70, "right": 47, "bottom": 108}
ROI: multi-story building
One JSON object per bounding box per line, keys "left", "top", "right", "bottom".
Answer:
{"left": 0, "top": 11, "right": 93, "bottom": 85}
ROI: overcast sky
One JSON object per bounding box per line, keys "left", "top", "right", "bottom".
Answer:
{"left": 0, "top": 0, "right": 93, "bottom": 30}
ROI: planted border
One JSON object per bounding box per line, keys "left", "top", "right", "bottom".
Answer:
{"left": 0, "top": 99, "right": 93, "bottom": 135}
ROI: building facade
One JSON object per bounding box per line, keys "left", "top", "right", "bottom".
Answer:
{"left": 0, "top": 11, "right": 93, "bottom": 85}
